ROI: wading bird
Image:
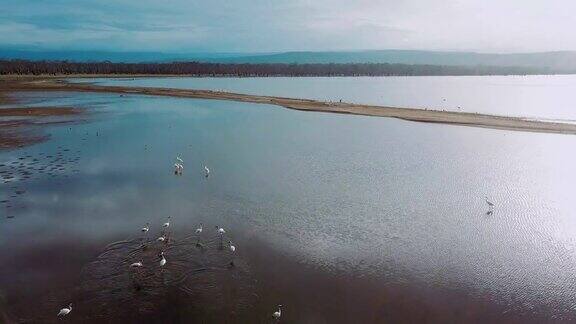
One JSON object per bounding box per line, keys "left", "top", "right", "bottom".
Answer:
{"left": 216, "top": 226, "right": 226, "bottom": 246}
{"left": 204, "top": 165, "right": 210, "bottom": 177}
{"left": 157, "top": 236, "right": 166, "bottom": 242}
{"left": 485, "top": 196, "right": 495, "bottom": 215}
{"left": 130, "top": 261, "right": 143, "bottom": 268}
{"left": 273, "top": 305, "right": 282, "bottom": 319}
{"left": 163, "top": 216, "right": 171, "bottom": 228}
{"left": 196, "top": 223, "right": 203, "bottom": 234}
{"left": 229, "top": 240, "right": 236, "bottom": 266}
{"left": 176, "top": 156, "right": 184, "bottom": 163}
{"left": 174, "top": 163, "right": 183, "bottom": 175}
{"left": 485, "top": 196, "right": 494, "bottom": 208}
{"left": 160, "top": 252, "right": 167, "bottom": 267}
{"left": 57, "top": 304, "right": 72, "bottom": 317}
{"left": 141, "top": 223, "right": 150, "bottom": 233}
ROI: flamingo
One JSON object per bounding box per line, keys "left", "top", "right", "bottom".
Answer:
{"left": 160, "top": 252, "right": 166, "bottom": 267}
{"left": 130, "top": 261, "right": 143, "bottom": 268}
{"left": 57, "top": 303, "right": 72, "bottom": 317}
{"left": 228, "top": 240, "right": 237, "bottom": 267}
{"left": 273, "top": 305, "right": 282, "bottom": 319}
{"left": 174, "top": 163, "right": 183, "bottom": 174}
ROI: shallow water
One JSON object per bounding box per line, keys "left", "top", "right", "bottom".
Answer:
{"left": 71, "top": 75, "right": 576, "bottom": 120}
{"left": 2, "top": 89, "right": 576, "bottom": 323}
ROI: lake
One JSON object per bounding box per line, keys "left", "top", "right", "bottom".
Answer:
{"left": 73, "top": 75, "right": 576, "bottom": 120}
{"left": 2, "top": 76, "right": 576, "bottom": 323}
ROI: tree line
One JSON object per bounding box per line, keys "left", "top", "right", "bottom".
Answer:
{"left": 0, "top": 59, "right": 551, "bottom": 76}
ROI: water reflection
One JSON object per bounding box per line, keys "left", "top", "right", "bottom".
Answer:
{"left": 76, "top": 231, "right": 254, "bottom": 323}
{"left": 1, "top": 90, "right": 576, "bottom": 322}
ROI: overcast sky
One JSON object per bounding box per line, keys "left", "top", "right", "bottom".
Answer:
{"left": 1, "top": 0, "right": 574, "bottom": 53}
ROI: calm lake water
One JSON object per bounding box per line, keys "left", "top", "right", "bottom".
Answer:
{"left": 73, "top": 75, "right": 576, "bottom": 120}
{"left": 2, "top": 77, "right": 576, "bottom": 323}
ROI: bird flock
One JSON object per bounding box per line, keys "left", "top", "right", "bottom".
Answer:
{"left": 54, "top": 153, "right": 495, "bottom": 321}
{"left": 174, "top": 155, "right": 210, "bottom": 179}
{"left": 56, "top": 155, "right": 282, "bottom": 320}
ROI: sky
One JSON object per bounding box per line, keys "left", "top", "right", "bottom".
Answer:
{"left": 1, "top": 0, "right": 575, "bottom": 53}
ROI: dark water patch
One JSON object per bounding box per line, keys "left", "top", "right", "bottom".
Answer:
{"left": 4, "top": 230, "right": 256, "bottom": 323}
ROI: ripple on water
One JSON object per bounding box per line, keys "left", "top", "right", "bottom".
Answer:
{"left": 74, "top": 232, "right": 256, "bottom": 322}
{"left": 0, "top": 146, "right": 82, "bottom": 218}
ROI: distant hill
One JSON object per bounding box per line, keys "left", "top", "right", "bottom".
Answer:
{"left": 1, "top": 49, "right": 575, "bottom": 73}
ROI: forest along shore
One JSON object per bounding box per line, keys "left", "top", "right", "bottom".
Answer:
{"left": 3, "top": 76, "right": 576, "bottom": 135}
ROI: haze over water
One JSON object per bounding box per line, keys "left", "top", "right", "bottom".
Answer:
{"left": 2, "top": 77, "right": 576, "bottom": 322}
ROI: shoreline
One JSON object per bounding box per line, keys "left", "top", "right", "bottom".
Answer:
{"left": 3, "top": 76, "right": 576, "bottom": 135}
{"left": 0, "top": 89, "right": 84, "bottom": 150}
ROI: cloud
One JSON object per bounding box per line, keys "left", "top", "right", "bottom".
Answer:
{"left": 0, "top": 0, "right": 575, "bottom": 52}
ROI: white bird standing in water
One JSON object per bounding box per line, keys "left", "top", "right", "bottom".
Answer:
{"left": 57, "top": 303, "right": 72, "bottom": 317}
{"left": 176, "top": 156, "right": 184, "bottom": 163}
{"left": 159, "top": 252, "right": 167, "bottom": 267}
{"left": 163, "top": 216, "right": 171, "bottom": 228}
{"left": 216, "top": 226, "right": 225, "bottom": 235}
{"left": 204, "top": 165, "right": 210, "bottom": 177}
{"left": 157, "top": 236, "right": 166, "bottom": 242}
{"left": 130, "top": 261, "right": 143, "bottom": 268}
{"left": 141, "top": 223, "right": 150, "bottom": 233}
{"left": 174, "top": 163, "right": 183, "bottom": 175}
{"left": 196, "top": 223, "right": 203, "bottom": 234}
{"left": 228, "top": 240, "right": 237, "bottom": 266}
{"left": 273, "top": 305, "right": 282, "bottom": 319}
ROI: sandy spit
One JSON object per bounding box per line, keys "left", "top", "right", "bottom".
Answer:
{"left": 3, "top": 76, "right": 576, "bottom": 135}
